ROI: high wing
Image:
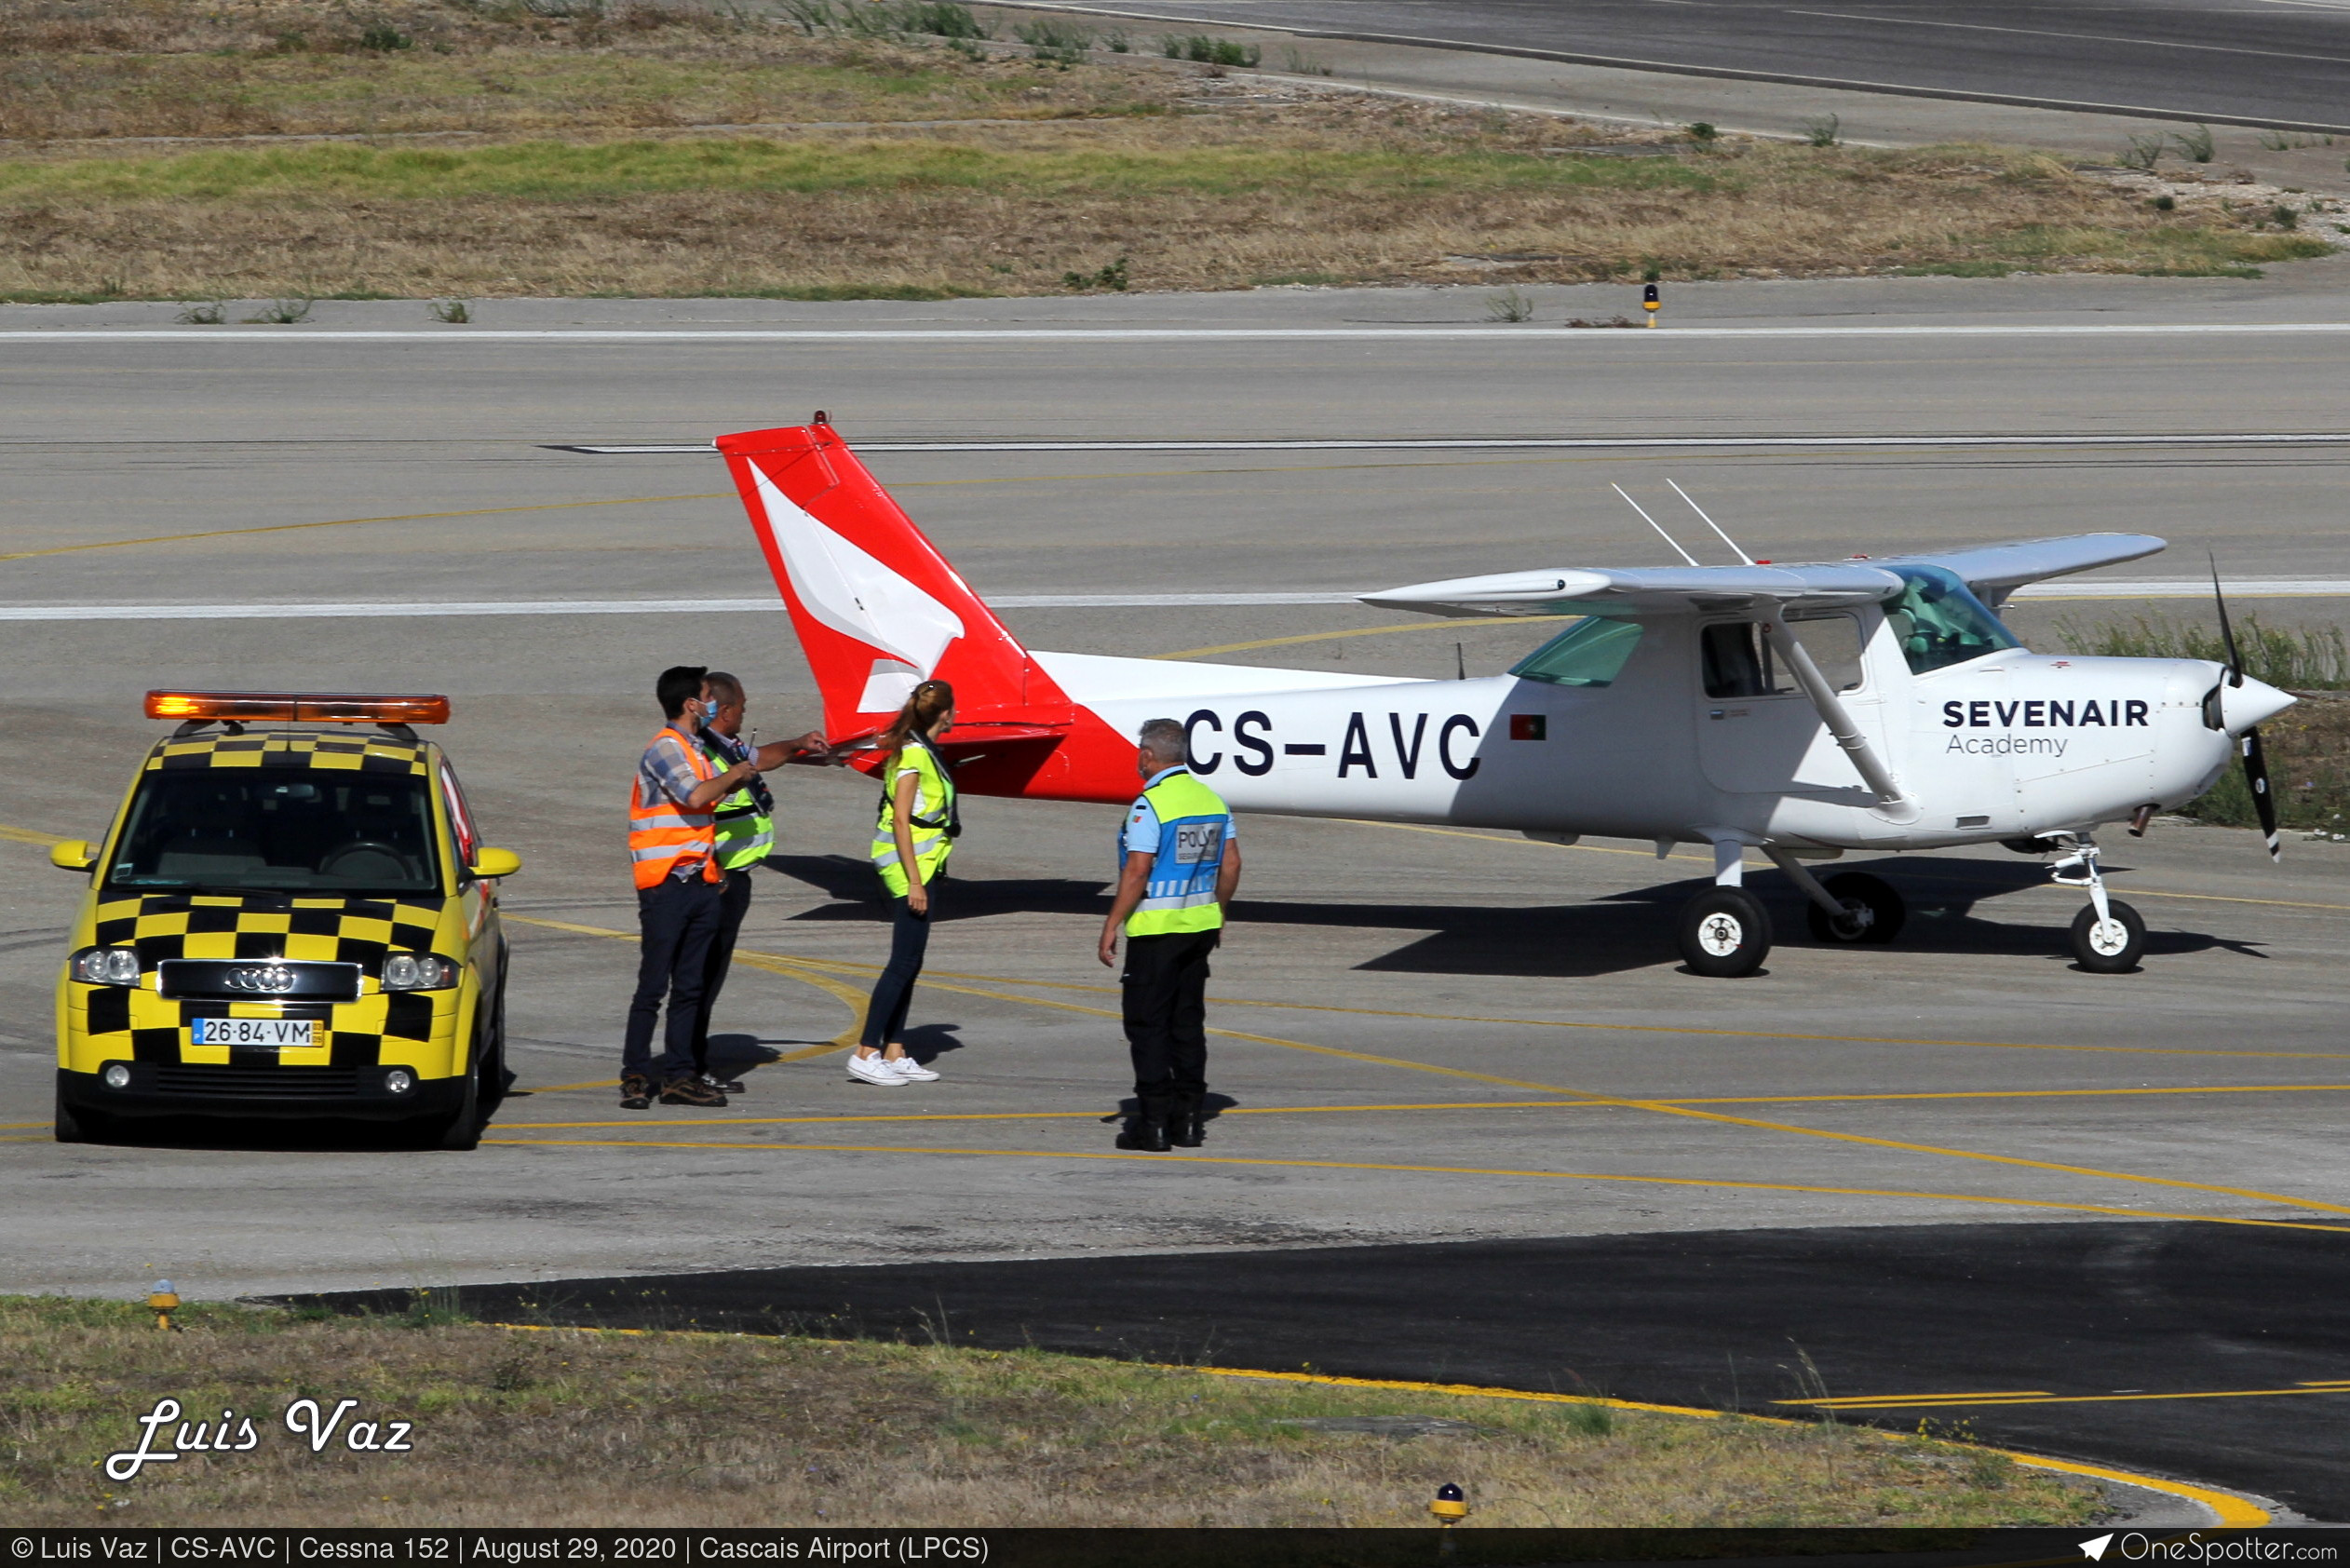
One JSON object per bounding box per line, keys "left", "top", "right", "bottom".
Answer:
{"left": 1357, "top": 563, "right": 1903, "bottom": 617}
{"left": 1876, "top": 533, "right": 2165, "bottom": 606}
{"left": 1359, "top": 533, "right": 2167, "bottom": 617}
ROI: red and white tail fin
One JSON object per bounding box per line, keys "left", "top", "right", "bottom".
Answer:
{"left": 717, "top": 421, "right": 1071, "bottom": 742}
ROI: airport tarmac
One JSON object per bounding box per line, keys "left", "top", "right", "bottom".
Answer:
{"left": 4, "top": 281, "right": 2349, "bottom": 1507}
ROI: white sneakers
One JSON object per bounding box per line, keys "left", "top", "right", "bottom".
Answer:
{"left": 846, "top": 1052, "right": 939, "bottom": 1086}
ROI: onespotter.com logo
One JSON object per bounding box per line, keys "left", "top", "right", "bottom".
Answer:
{"left": 2085, "top": 1534, "right": 2337, "bottom": 1562}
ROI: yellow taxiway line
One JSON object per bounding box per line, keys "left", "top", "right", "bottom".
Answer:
{"left": 479, "top": 1134, "right": 2350, "bottom": 1236}
{"left": 478, "top": 1320, "right": 2270, "bottom": 1527}
{"left": 1196, "top": 1369, "right": 2269, "bottom": 1527}
{"left": 1785, "top": 1382, "right": 2350, "bottom": 1412}
{"left": 493, "top": 1081, "right": 2350, "bottom": 1131}
{"left": 501, "top": 913, "right": 2350, "bottom": 1222}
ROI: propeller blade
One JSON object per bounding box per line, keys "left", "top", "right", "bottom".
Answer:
{"left": 2242, "top": 727, "right": 2281, "bottom": 861}
{"left": 2209, "top": 551, "right": 2244, "bottom": 688}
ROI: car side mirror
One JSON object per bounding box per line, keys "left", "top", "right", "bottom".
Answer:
{"left": 468, "top": 846, "right": 522, "bottom": 879}
{"left": 49, "top": 840, "right": 96, "bottom": 872}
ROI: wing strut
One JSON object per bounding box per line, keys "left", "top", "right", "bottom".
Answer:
{"left": 1760, "top": 619, "right": 1920, "bottom": 824}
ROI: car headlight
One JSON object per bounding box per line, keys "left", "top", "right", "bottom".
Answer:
{"left": 71, "top": 948, "right": 142, "bottom": 987}
{"left": 382, "top": 953, "right": 457, "bottom": 991}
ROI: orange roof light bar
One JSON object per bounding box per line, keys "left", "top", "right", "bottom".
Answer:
{"left": 145, "top": 691, "right": 452, "bottom": 725}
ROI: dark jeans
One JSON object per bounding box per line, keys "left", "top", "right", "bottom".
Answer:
{"left": 860, "top": 884, "right": 939, "bottom": 1048}
{"left": 691, "top": 869, "right": 754, "bottom": 1073}
{"left": 624, "top": 872, "right": 723, "bottom": 1085}
{"left": 1121, "top": 927, "right": 1218, "bottom": 1124}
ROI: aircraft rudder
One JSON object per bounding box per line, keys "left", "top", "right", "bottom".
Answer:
{"left": 717, "top": 420, "right": 1048, "bottom": 736}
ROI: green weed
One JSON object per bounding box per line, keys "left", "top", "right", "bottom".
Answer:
{"left": 1160, "top": 33, "right": 1261, "bottom": 67}
{"left": 2055, "top": 613, "right": 2350, "bottom": 690}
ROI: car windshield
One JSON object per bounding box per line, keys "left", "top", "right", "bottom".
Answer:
{"left": 1886, "top": 565, "right": 2021, "bottom": 675}
{"left": 105, "top": 768, "right": 441, "bottom": 895}
{"left": 1510, "top": 615, "right": 1645, "bottom": 686}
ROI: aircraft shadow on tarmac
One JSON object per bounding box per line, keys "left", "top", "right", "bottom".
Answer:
{"left": 766, "top": 854, "right": 2248, "bottom": 980}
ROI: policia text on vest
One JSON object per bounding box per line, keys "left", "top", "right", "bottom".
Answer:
{"left": 690, "top": 670, "right": 832, "bottom": 1094}
{"left": 1100, "top": 719, "right": 1243, "bottom": 1154}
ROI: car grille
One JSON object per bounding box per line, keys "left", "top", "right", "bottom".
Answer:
{"left": 152, "top": 1065, "right": 363, "bottom": 1098}
{"left": 157, "top": 960, "right": 361, "bottom": 1004}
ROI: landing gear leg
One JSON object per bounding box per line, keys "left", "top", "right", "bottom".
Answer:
{"left": 1768, "top": 849, "right": 1906, "bottom": 945}
{"left": 1678, "top": 840, "right": 1771, "bottom": 978}
{"left": 2050, "top": 833, "right": 2145, "bottom": 973}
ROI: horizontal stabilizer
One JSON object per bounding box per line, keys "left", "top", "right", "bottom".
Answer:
{"left": 1360, "top": 563, "right": 1903, "bottom": 618}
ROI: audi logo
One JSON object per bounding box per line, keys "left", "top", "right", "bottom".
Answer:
{"left": 223, "top": 965, "right": 298, "bottom": 994}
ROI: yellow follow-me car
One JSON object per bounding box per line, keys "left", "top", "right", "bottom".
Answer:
{"left": 51, "top": 691, "right": 520, "bottom": 1150}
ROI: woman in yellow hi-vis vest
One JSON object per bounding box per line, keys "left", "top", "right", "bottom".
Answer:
{"left": 853, "top": 680, "right": 957, "bottom": 1087}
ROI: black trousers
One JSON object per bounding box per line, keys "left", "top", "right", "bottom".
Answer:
{"left": 1121, "top": 928, "right": 1218, "bottom": 1123}
{"left": 624, "top": 872, "right": 723, "bottom": 1085}
{"left": 860, "top": 883, "right": 939, "bottom": 1048}
{"left": 691, "top": 869, "right": 754, "bottom": 1073}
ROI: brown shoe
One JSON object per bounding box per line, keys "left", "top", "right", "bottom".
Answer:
{"left": 660, "top": 1076, "right": 727, "bottom": 1108}
{"left": 619, "top": 1075, "right": 652, "bottom": 1111}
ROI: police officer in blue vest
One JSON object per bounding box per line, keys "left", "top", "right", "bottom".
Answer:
{"left": 1098, "top": 718, "right": 1242, "bottom": 1152}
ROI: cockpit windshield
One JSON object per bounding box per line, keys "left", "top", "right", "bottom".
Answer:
{"left": 105, "top": 769, "right": 442, "bottom": 895}
{"left": 1510, "top": 615, "right": 1645, "bottom": 687}
{"left": 1885, "top": 565, "right": 2020, "bottom": 675}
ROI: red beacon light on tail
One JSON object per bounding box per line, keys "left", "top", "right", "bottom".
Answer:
{"left": 144, "top": 691, "right": 452, "bottom": 725}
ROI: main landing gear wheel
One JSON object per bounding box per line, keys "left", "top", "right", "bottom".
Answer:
{"left": 2071, "top": 899, "right": 2146, "bottom": 973}
{"left": 1679, "top": 888, "right": 1772, "bottom": 978}
{"left": 1803, "top": 872, "right": 1907, "bottom": 945}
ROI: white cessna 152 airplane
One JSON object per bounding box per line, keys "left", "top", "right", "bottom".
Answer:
{"left": 719, "top": 418, "right": 2295, "bottom": 979}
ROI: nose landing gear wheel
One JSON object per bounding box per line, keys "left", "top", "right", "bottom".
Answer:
{"left": 2071, "top": 899, "right": 2145, "bottom": 973}
{"left": 1803, "top": 872, "right": 1907, "bottom": 945}
{"left": 1680, "top": 888, "right": 1772, "bottom": 978}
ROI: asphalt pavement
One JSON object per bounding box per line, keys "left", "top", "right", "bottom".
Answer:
{"left": 1022, "top": 0, "right": 2350, "bottom": 130}
{"left": 305, "top": 1220, "right": 2350, "bottom": 1521}
{"left": 6, "top": 279, "right": 2350, "bottom": 1508}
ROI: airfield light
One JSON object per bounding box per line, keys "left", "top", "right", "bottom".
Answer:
{"left": 145, "top": 692, "right": 452, "bottom": 725}
{"left": 1430, "top": 1482, "right": 1468, "bottom": 1525}
{"left": 146, "top": 1279, "right": 182, "bottom": 1331}
{"left": 1642, "top": 282, "right": 1660, "bottom": 326}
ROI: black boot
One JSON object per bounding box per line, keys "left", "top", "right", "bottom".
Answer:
{"left": 1168, "top": 1095, "right": 1206, "bottom": 1147}
{"left": 1115, "top": 1118, "right": 1170, "bottom": 1152}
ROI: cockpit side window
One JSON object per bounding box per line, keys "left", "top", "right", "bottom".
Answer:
{"left": 1886, "top": 565, "right": 2021, "bottom": 675}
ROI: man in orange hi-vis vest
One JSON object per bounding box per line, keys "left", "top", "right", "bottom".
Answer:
{"left": 623, "top": 665, "right": 759, "bottom": 1110}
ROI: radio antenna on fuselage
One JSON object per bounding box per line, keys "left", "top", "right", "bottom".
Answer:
{"left": 1667, "top": 479, "right": 1756, "bottom": 567}
{"left": 1611, "top": 483, "right": 1701, "bottom": 568}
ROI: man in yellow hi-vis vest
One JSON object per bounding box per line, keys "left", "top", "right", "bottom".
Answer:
{"left": 690, "top": 669, "right": 831, "bottom": 1095}
{"left": 1098, "top": 718, "right": 1242, "bottom": 1152}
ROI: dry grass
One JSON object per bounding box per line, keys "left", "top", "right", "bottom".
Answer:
{"left": 0, "top": 0, "right": 2330, "bottom": 301}
{"left": 0, "top": 1294, "right": 2104, "bottom": 1528}
{"left": 0, "top": 1, "right": 1172, "bottom": 142}
{"left": 0, "top": 121, "right": 2330, "bottom": 303}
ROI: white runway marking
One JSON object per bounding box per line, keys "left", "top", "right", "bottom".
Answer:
{"left": 555, "top": 434, "right": 2350, "bottom": 455}
{"left": 6, "top": 324, "right": 2350, "bottom": 343}
{"left": 1, "top": 583, "right": 2343, "bottom": 621}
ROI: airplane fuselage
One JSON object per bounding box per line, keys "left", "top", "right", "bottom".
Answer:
{"left": 1034, "top": 609, "right": 2239, "bottom": 853}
